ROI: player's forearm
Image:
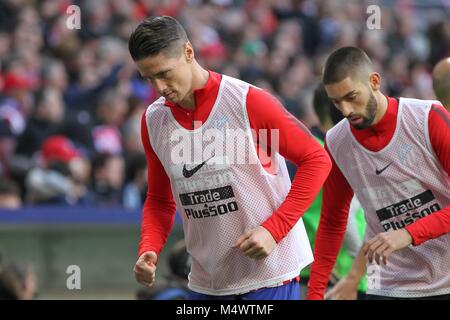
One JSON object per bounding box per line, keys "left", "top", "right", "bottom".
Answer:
{"left": 307, "top": 149, "right": 354, "bottom": 299}
{"left": 346, "top": 247, "right": 367, "bottom": 285}
{"left": 261, "top": 145, "right": 331, "bottom": 242}
{"left": 140, "top": 109, "right": 178, "bottom": 257}
{"left": 411, "top": 105, "right": 449, "bottom": 245}
{"left": 138, "top": 194, "right": 177, "bottom": 257}
{"left": 405, "top": 204, "right": 450, "bottom": 246}
{"left": 428, "top": 105, "right": 450, "bottom": 175}
{"left": 307, "top": 213, "right": 349, "bottom": 299}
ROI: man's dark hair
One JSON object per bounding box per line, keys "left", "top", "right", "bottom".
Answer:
{"left": 323, "top": 47, "right": 373, "bottom": 85}
{"left": 91, "top": 153, "right": 114, "bottom": 173}
{"left": 313, "top": 83, "right": 332, "bottom": 124}
{"left": 313, "top": 83, "right": 344, "bottom": 126}
{"left": 128, "top": 16, "right": 188, "bottom": 61}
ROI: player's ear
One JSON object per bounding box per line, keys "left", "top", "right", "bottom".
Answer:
{"left": 184, "top": 42, "right": 194, "bottom": 63}
{"left": 369, "top": 72, "right": 381, "bottom": 91}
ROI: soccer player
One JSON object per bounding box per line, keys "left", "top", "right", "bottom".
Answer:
{"left": 128, "top": 16, "right": 331, "bottom": 300}
{"left": 297, "top": 85, "right": 367, "bottom": 300}
{"left": 307, "top": 47, "right": 450, "bottom": 300}
{"left": 432, "top": 57, "right": 450, "bottom": 111}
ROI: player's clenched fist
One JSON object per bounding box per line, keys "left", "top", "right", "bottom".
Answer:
{"left": 233, "top": 226, "right": 276, "bottom": 260}
{"left": 134, "top": 251, "right": 158, "bottom": 286}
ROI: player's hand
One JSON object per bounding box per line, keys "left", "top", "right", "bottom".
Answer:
{"left": 363, "top": 229, "right": 413, "bottom": 265}
{"left": 134, "top": 251, "right": 158, "bottom": 286}
{"left": 325, "top": 276, "right": 359, "bottom": 300}
{"left": 232, "top": 226, "right": 276, "bottom": 260}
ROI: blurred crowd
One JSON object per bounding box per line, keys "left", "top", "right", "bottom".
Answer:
{"left": 0, "top": 0, "right": 449, "bottom": 209}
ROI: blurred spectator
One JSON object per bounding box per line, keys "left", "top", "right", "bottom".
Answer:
{"left": 427, "top": 14, "right": 450, "bottom": 66}
{"left": 92, "top": 89, "right": 127, "bottom": 155}
{"left": 25, "top": 135, "right": 88, "bottom": 205}
{"left": 0, "top": 178, "right": 22, "bottom": 209}
{"left": 15, "top": 88, "right": 65, "bottom": 157}
{"left": 313, "top": 83, "right": 344, "bottom": 138}
{"left": 0, "top": 67, "right": 36, "bottom": 175}
{"left": 90, "top": 153, "right": 125, "bottom": 207}
{"left": 122, "top": 94, "right": 147, "bottom": 154}
{"left": 0, "top": 71, "right": 35, "bottom": 137}
{"left": 42, "top": 60, "right": 68, "bottom": 92}
{"left": 63, "top": 54, "right": 124, "bottom": 112}
{"left": 296, "top": 92, "right": 321, "bottom": 139}
{"left": 123, "top": 153, "right": 147, "bottom": 210}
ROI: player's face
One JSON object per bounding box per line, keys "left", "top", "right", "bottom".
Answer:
{"left": 136, "top": 43, "right": 193, "bottom": 104}
{"left": 325, "top": 76, "right": 378, "bottom": 130}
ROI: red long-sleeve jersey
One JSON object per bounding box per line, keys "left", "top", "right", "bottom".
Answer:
{"left": 307, "top": 97, "right": 450, "bottom": 300}
{"left": 139, "top": 71, "right": 331, "bottom": 258}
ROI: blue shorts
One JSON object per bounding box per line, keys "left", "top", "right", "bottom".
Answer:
{"left": 188, "top": 280, "right": 301, "bottom": 300}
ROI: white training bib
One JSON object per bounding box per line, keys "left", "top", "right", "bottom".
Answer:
{"left": 327, "top": 97, "right": 450, "bottom": 298}
{"left": 144, "top": 75, "right": 313, "bottom": 295}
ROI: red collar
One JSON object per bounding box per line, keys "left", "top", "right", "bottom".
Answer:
{"left": 161, "top": 70, "right": 221, "bottom": 130}
{"left": 163, "top": 70, "right": 221, "bottom": 112}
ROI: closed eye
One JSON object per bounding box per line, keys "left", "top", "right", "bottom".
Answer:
{"left": 144, "top": 77, "right": 155, "bottom": 85}
{"left": 141, "top": 70, "right": 171, "bottom": 82}
{"left": 140, "top": 74, "right": 152, "bottom": 82}
{"left": 156, "top": 70, "right": 171, "bottom": 79}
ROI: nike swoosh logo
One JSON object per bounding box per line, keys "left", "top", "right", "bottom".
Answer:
{"left": 182, "top": 156, "right": 214, "bottom": 178}
{"left": 375, "top": 162, "right": 392, "bottom": 175}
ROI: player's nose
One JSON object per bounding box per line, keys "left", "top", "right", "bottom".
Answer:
{"left": 153, "top": 79, "right": 168, "bottom": 95}
{"left": 340, "top": 102, "right": 354, "bottom": 118}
